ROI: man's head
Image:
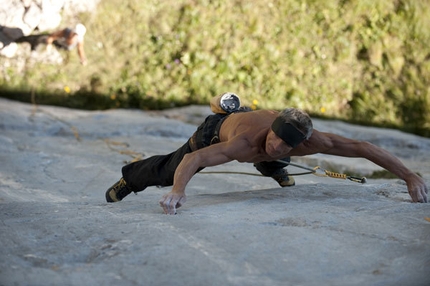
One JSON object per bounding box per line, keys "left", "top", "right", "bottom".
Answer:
{"left": 271, "top": 108, "right": 313, "bottom": 147}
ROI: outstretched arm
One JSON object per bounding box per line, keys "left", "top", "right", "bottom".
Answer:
{"left": 303, "top": 131, "right": 428, "bottom": 203}
{"left": 159, "top": 138, "right": 251, "bottom": 214}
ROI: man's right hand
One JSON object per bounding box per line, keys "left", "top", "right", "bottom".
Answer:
{"left": 159, "top": 191, "right": 187, "bottom": 215}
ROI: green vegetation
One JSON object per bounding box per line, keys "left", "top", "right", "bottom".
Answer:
{"left": 1, "top": 0, "right": 429, "bottom": 136}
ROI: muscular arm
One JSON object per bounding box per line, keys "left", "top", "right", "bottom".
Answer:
{"left": 302, "top": 131, "right": 428, "bottom": 203}
{"left": 159, "top": 137, "right": 252, "bottom": 214}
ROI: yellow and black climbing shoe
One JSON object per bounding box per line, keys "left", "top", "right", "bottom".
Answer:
{"left": 105, "top": 178, "right": 132, "bottom": 202}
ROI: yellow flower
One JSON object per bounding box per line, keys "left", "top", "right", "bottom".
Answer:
{"left": 251, "top": 99, "right": 259, "bottom": 110}
{"left": 320, "top": 106, "right": 326, "bottom": 113}
{"left": 64, "top": 86, "right": 71, "bottom": 93}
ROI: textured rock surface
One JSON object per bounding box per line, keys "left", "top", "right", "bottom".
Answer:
{"left": 0, "top": 98, "right": 429, "bottom": 286}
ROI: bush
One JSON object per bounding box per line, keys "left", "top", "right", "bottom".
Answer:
{"left": 1, "top": 0, "right": 429, "bottom": 136}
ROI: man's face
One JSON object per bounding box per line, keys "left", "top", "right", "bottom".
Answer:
{"left": 265, "top": 130, "right": 294, "bottom": 158}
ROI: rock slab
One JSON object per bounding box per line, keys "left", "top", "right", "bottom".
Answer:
{"left": 0, "top": 98, "right": 429, "bottom": 286}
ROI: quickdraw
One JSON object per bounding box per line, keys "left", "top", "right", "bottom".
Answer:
{"left": 282, "top": 161, "right": 367, "bottom": 184}
{"left": 310, "top": 165, "right": 367, "bottom": 184}
{"left": 200, "top": 160, "right": 367, "bottom": 184}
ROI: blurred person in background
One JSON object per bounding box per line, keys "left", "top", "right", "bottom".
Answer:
{"left": 16, "top": 23, "right": 87, "bottom": 65}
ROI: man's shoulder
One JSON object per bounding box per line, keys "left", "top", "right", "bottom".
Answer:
{"left": 232, "top": 109, "right": 277, "bottom": 118}
{"left": 223, "top": 110, "right": 275, "bottom": 133}
{"left": 243, "top": 109, "right": 278, "bottom": 122}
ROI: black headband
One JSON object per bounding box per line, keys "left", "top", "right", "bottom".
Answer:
{"left": 271, "top": 117, "right": 306, "bottom": 148}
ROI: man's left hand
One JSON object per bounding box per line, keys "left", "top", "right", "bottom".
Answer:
{"left": 407, "top": 174, "right": 428, "bottom": 203}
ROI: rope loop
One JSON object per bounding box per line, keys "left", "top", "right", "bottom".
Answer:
{"left": 201, "top": 161, "right": 367, "bottom": 184}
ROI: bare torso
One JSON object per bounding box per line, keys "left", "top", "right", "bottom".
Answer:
{"left": 218, "top": 110, "right": 278, "bottom": 162}
{"left": 218, "top": 110, "right": 322, "bottom": 163}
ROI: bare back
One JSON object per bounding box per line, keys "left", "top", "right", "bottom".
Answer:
{"left": 217, "top": 110, "right": 280, "bottom": 163}
{"left": 218, "top": 110, "right": 331, "bottom": 162}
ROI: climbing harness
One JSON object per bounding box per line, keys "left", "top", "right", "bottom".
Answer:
{"left": 200, "top": 159, "right": 367, "bottom": 184}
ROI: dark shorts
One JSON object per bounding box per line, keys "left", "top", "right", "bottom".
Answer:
{"left": 189, "top": 113, "right": 228, "bottom": 150}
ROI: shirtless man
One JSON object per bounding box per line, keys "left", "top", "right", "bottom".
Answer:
{"left": 106, "top": 106, "right": 428, "bottom": 215}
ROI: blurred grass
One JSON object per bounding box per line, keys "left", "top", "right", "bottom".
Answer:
{"left": 1, "top": 0, "right": 429, "bottom": 136}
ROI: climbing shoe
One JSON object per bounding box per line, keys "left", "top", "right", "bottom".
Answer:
{"left": 105, "top": 178, "right": 132, "bottom": 202}
{"left": 271, "top": 169, "right": 295, "bottom": 187}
